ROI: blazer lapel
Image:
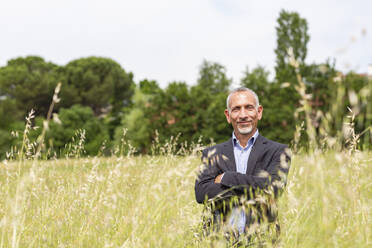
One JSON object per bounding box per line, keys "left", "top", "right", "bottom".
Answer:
{"left": 246, "top": 135, "right": 266, "bottom": 175}
{"left": 222, "top": 138, "right": 236, "bottom": 171}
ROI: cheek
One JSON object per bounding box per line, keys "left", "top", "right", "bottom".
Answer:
{"left": 230, "top": 114, "right": 238, "bottom": 122}
{"left": 230, "top": 115, "right": 237, "bottom": 122}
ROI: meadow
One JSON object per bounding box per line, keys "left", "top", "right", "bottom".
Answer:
{"left": 0, "top": 148, "right": 371, "bottom": 247}
{"left": 1, "top": 58, "right": 371, "bottom": 247}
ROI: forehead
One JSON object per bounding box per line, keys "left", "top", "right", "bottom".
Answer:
{"left": 229, "top": 91, "right": 256, "bottom": 107}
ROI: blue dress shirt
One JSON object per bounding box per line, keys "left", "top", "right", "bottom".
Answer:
{"left": 227, "top": 130, "right": 259, "bottom": 234}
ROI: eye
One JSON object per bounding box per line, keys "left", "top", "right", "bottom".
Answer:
{"left": 232, "top": 107, "right": 240, "bottom": 112}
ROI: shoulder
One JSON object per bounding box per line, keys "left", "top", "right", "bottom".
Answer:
{"left": 201, "top": 139, "right": 232, "bottom": 156}
{"left": 258, "top": 135, "right": 291, "bottom": 160}
{"left": 258, "top": 135, "right": 288, "bottom": 150}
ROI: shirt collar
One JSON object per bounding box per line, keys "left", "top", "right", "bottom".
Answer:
{"left": 232, "top": 129, "right": 259, "bottom": 149}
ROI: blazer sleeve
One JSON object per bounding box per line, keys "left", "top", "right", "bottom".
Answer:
{"left": 220, "top": 144, "right": 290, "bottom": 195}
{"left": 194, "top": 148, "right": 231, "bottom": 204}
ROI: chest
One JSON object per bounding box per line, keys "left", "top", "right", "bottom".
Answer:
{"left": 219, "top": 144, "right": 271, "bottom": 175}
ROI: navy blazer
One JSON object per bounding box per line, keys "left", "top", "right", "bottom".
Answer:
{"left": 195, "top": 135, "right": 290, "bottom": 204}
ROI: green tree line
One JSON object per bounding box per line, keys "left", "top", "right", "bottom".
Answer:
{"left": 0, "top": 10, "right": 371, "bottom": 158}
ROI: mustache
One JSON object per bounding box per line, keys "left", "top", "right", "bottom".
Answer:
{"left": 237, "top": 119, "right": 252, "bottom": 123}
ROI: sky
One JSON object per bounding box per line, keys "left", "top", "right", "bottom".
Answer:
{"left": 1, "top": 0, "right": 371, "bottom": 88}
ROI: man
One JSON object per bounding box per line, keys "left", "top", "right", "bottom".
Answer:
{"left": 195, "top": 87, "right": 290, "bottom": 237}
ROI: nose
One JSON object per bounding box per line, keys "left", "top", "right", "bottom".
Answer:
{"left": 238, "top": 107, "right": 249, "bottom": 119}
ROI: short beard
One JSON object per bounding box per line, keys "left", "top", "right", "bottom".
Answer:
{"left": 237, "top": 126, "right": 253, "bottom": 135}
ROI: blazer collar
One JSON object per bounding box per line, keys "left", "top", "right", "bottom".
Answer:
{"left": 222, "top": 134, "right": 267, "bottom": 174}
{"left": 222, "top": 138, "right": 236, "bottom": 171}
{"left": 246, "top": 134, "right": 267, "bottom": 175}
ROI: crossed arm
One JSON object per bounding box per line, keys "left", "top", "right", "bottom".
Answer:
{"left": 195, "top": 145, "right": 290, "bottom": 204}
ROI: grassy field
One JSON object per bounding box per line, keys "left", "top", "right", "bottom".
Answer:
{"left": 0, "top": 150, "right": 371, "bottom": 247}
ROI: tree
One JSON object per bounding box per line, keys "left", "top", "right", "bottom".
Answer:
{"left": 157, "top": 82, "right": 195, "bottom": 145}
{"left": 241, "top": 66, "right": 271, "bottom": 98}
{"left": 139, "top": 79, "right": 161, "bottom": 95}
{"left": 197, "top": 60, "right": 231, "bottom": 94}
{"left": 138, "top": 81, "right": 196, "bottom": 149}
{"left": 63, "top": 57, "right": 135, "bottom": 139}
{"left": 63, "top": 57, "right": 135, "bottom": 116}
{"left": 114, "top": 86, "right": 153, "bottom": 153}
{"left": 201, "top": 92, "right": 230, "bottom": 143}
{"left": 302, "top": 61, "right": 337, "bottom": 113}
{"left": 190, "top": 60, "right": 232, "bottom": 143}
{"left": 0, "top": 98, "right": 21, "bottom": 158}
{"left": 274, "top": 9, "right": 309, "bottom": 84}
{"left": 271, "top": 10, "right": 311, "bottom": 145}
{"left": 0, "top": 56, "right": 61, "bottom": 118}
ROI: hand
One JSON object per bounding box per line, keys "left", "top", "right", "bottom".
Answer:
{"left": 214, "top": 173, "right": 224, "bottom": 183}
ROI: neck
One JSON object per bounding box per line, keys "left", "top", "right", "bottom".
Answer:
{"left": 234, "top": 129, "right": 256, "bottom": 147}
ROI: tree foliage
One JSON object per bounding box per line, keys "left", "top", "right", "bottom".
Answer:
{"left": 45, "top": 105, "right": 109, "bottom": 156}
{"left": 63, "top": 57, "right": 135, "bottom": 116}
{"left": 114, "top": 86, "right": 152, "bottom": 154}
{"left": 190, "top": 60, "right": 232, "bottom": 143}
{"left": 271, "top": 10, "right": 311, "bottom": 144}
{"left": 275, "top": 9, "right": 309, "bottom": 84}
{"left": 0, "top": 56, "right": 61, "bottom": 117}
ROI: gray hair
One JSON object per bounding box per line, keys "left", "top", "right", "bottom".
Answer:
{"left": 226, "top": 87, "right": 260, "bottom": 112}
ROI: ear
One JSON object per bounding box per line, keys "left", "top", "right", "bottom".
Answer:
{"left": 257, "top": 105, "right": 263, "bottom": 120}
{"left": 224, "top": 109, "right": 231, "bottom": 124}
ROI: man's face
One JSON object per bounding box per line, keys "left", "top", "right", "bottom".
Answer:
{"left": 224, "top": 91, "right": 263, "bottom": 136}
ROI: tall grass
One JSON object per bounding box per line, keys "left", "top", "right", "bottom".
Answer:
{"left": 0, "top": 155, "right": 199, "bottom": 247}
{"left": 279, "top": 151, "right": 371, "bottom": 247}
{"left": 0, "top": 149, "right": 371, "bottom": 247}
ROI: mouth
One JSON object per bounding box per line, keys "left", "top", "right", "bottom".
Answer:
{"left": 237, "top": 121, "right": 252, "bottom": 125}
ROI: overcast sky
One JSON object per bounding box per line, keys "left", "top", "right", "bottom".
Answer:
{"left": 1, "top": 0, "right": 371, "bottom": 88}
